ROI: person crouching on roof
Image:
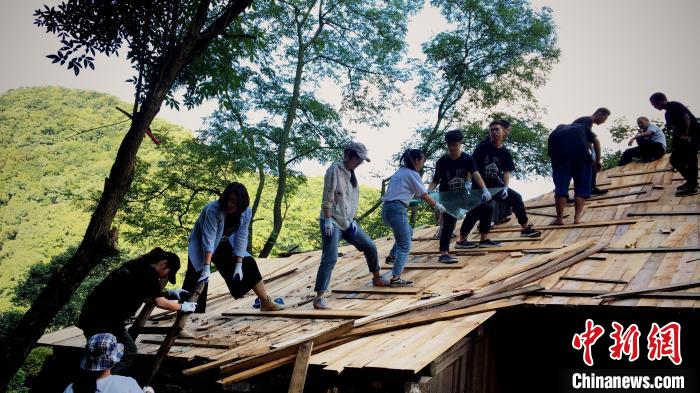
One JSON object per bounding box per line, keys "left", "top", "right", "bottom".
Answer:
{"left": 313, "top": 142, "right": 390, "bottom": 309}
{"left": 182, "top": 182, "right": 283, "bottom": 325}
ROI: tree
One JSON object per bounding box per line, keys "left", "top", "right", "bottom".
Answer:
{"left": 413, "top": 0, "right": 560, "bottom": 162}
{"left": 0, "top": 1, "right": 254, "bottom": 388}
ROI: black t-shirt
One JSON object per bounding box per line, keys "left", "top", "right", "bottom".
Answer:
{"left": 472, "top": 141, "right": 515, "bottom": 188}
{"left": 78, "top": 260, "right": 162, "bottom": 332}
{"left": 548, "top": 123, "right": 596, "bottom": 164}
{"left": 432, "top": 152, "right": 478, "bottom": 192}
{"left": 665, "top": 101, "right": 700, "bottom": 139}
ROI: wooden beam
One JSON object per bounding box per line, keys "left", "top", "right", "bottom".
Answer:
{"left": 525, "top": 190, "right": 647, "bottom": 209}
{"left": 466, "top": 236, "right": 543, "bottom": 243}
{"left": 606, "top": 168, "right": 672, "bottom": 178}
{"left": 141, "top": 338, "right": 233, "bottom": 349}
{"left": 598, "top": 180, "right": 652, "bottom": 190}
{"left": 410, "top": 244, "right": 562, "bottom": 254}
{"left": 628, "top": 211, "right": 700, "bottom": 216}
{"left": 586, "top": 197, "right": 660, "bottom": 209}
{"left": 221, "top": 309, "right": 373, "bottom": 319}
{"left": 558, "top": 275, "right": 628, "bottom": 285}
{"left": 526, "top": 210, "right": 569, "bottom": 218}
{"left": 595, "top": 279, "right": 700, "bottom": 299}
{"left": 489, "top": 219, "right": 641, "bottom": 233}
{"left": 538, "top": 289, "right": 700, "bottom": 299}
{"left": 381, "top": 260, "right": 469, "bottom": 270}
{"left": 602, "top": 246, "right": 700, "bottom": 253}
{"left": 288, "top": 341, "right": 313, "bottom": 393}
{"left": 331, "top": 286, "right": 424, "bottom": 295}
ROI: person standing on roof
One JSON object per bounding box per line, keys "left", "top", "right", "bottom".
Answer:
{"left": 313, "top": 142, "right": 390, "bottom": 310}
{"left": 618, "top": 117, "right": 667, "bottom": 166}
{"left": 548, "top": 121, "right": 601, "bottom": 225}
{"left": 182, "top": 182, "right": 283, "bottom": 322}
{"left": 77, "top": 248, "right": 194, "bottom": 376}
{"left": 383, "top": 149, "right": 446, "bottom": 286}
{"left": 650, "top": 92, "right": 699, "bottom": 196}
{"left": 473, "top": 120, "right": 541, "bottom": 238}
{"left": 427, "top": 130, "right": 498, "bottom": 265}
{"left": 573, "top": 108, "right": 610, "bottom": 195}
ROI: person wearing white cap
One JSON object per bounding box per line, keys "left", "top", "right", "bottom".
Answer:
{"left": 64, "top": 333, "right": 152, "bottom": 393}
{"left": 313, "top": 142, "right": 389, "bottom": 309}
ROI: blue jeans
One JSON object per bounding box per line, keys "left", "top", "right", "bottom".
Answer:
{"left": 314, "top": 219, "right": 380, "bottom": 292}
{"left": 382, "top": 201, "right": 413, "bottom": 278}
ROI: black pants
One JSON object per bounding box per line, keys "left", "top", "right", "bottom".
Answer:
{"left": 183, "top": 241, "right": 263, "bottom": 313}
{"left": 619, "top": 141, "right": 665, "bottom": 166}
{"left": 81, "top": 326, "right": 136, "bottom": 376}
{"left": 494, "top": 188, "right": 528, "bottom": 226}
{"left": 670, "top": 138, "right": 698, "bottom": 187}
{"left": 440, "top": 203, "right": 493, "bottom": 252}
{"left": 492, "top": 201, "right": 513, "bottom": 224}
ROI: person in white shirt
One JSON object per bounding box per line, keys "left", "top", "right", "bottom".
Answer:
{"left": 618, "top": 117, "right": 667, "bottom": 165}
{"left": 64, "top": 333, "right": 151, "bottom": 393}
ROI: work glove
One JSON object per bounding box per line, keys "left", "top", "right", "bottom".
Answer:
{"left": 323, "top": 217, "right": 334, "bottom": 238}
{"left": 434, "top": 202, "right": 447, "bottom": 213}
{"left": 166, "top": 288, "right": 189, "bottom": 301}
{"left": 499, "top": 187, "right": 509, "bottom": 200}
{"left": 481, "top": 188, "right": 492, "bottom": 203}
{"left": 197, "top": 265, "right": 211, "bottom": 285}
{"left": 348, "top": 220, "right": 358, "bottom": 236}
{"left": 233, "top": 262, "right": 243, "bottom": 282}
{"left": 180, "top": 302, "right": 197, "bottom": 313}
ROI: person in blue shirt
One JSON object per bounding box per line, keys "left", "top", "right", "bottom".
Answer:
{"left": 182, "top": 182, "right": 282, "bottom": 316}
{"left": 618, "top": 117, "right": 667, "bottom": 166}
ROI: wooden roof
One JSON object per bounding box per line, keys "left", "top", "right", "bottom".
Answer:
{"left": 39, "top": 154, "right": 700, "bottom": 383}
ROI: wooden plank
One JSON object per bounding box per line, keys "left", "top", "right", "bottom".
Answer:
{"left": 606, "top": 168, "right": 672, "bottom": 177}
{"left": 598, "top": 180, "right": 653, "bottom": 190}
{"left": 558, "top": 275, "right": 629, "bottom": 285}
{"left": 141, "top": 338, "right": 234, "bottom": 349}
{"left": 465, "top": 236, "right": 543, "bottom": 243}
{"left": 595, "top": 279, "right": 700, "bottom": 299}
{"left": 381, "top": 261, "right": 468, "bottom": 269}
{"left": 538, "top": 289, "right": 700, "bottom": 300}
{"left": 410, "top": 244, "right": 562, "bottom": 254}
{"left": 288, "top": 341, "right": 313, "bottom": 393}
{"left": 587, "top": 197, "right": 660, "bottom": 209}
{"left": 628, "top": 211, "right": 700, "bottom": 216}
{"left": 331, "top": 286, "right": 424, "bottom": 294}
{"left": 603, "top": 246, "right": 700, "bottom": 253}
{"left": 221, "top": 309, "right": 373, "bottom": 319}
{"left": 489, "top": 219, "right": 641, "bottom": 233}
{"left": 526, "top": 210, "right": 569, "bottom": 218}
{"left": 525, "top": 190, "right": 647, "bottom": 209}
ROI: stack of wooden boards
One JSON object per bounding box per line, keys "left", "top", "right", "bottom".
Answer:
{"left": 39, "top": 154, "right": 700, "bottom": 389}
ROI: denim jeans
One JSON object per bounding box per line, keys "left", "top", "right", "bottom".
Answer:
{"left": 382, "top": 201, "right": 413, "bottom": 278}
{"left": 314, "top": 219, "right": 380, "bottom": 292}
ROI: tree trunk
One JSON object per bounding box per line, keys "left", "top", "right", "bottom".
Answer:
{"left": 0, "top": 2, "right": 252, "bottom": 389}
{"left": 249, "top": 164, "right": 265, "bottom": 253}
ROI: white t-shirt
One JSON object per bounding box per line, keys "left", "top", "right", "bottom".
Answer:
{"left": 64, "top": 375, "right": 143, "bottom": 393}
{"left": 382, "top": 167, "right": 428, "bottom": 206}
{"left": 643, "top": 123, "right": 667, "bottom": 148}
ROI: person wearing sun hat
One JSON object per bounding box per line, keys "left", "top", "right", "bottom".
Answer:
{"left": 63, "top": 333, "right": 151, "bottom": 393}
{"left": 77, "top": 248, "right": 196, "bottom": 375}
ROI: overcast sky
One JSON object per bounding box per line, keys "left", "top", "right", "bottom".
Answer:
{"left": 2, "top": 0, "right": 699, "bottom": 198}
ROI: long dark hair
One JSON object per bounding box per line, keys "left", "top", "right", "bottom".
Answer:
{"left": 400, "top": 149, "right": 424, "bottom": 172}
{"left": 220, "top": 182, "right": 250, "bottom": 235}
{"left": 72, "top": 369, "right": 102, "bottom": 393}
{"left": 343, "top": 148, "right": 359, "bottom": 188}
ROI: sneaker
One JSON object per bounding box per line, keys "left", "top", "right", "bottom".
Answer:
{"left": 455, "top": 240, "right": 478, "bottom": 249}
{"left": 675, "top": 186, "right": 699, "bottom": 197}
{"left": 676, "top": 182, "right": 688, "bottom": 191}
{"left": 479, "top": 239, "right": 502, "bottom": 247}
{"left": 260, "top": 296, "right": 284, "bottom": 311}
{"left": 372, "top": 276, "right": 391, "bottom": 287}
{"left": 313, "top": 297, "right": 330, "bottom": 310}
{"left": 385, "top": 255, "right": 395, "bottom": 264}
{"left": 591, "top": 187, "right": 609, "bottom": 195}
{"left": 253, "top": 297, "right": 284, "bottom": 309}
{"left": 438, "top": 254, "right": 458, "bottom": 264}
{"left": 520, "top": 225, "right": 542, "bottom": 238}
{"left": 390, "top": 277, "right": 414, "bottom": 287}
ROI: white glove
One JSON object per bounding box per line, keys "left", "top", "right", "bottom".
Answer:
{"left": 481, "top": 188, "right": 492, "bottom": 202}
{"left": 434, "top": 202, "right": 447, "bottom": 213}
{"left": 233, "top": 262, "right": 243, "bottom": 281}
{"left": 143, "top": 386, "right": 155, "bottom": 393}
{"left": 180, "top": 302, "right": 197, "bottom": 313}
{"left": 197, "top": 265, "right": 211, "bottom": 284}
{"left": 323, "top": 218, "right": 334, "bottom": 238}
{"left": 348, "top": 220, "right": 358, "bottom": 236}
{"left": 167, "top": 288, "right": 189, "bottom": 301}
{"left": 499, "top": 187, "right": 508, "bottom": 200}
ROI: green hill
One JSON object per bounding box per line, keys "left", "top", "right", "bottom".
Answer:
{"left": 0, "top": 86, "right": 192, "bottom": 309}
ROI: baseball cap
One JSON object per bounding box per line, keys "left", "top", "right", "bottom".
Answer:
{"left": 346, "top": 141, "right": 370, "bottom": 162}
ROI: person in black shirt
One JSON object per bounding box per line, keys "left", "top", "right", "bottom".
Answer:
{"left": 548, "top": 122, "right": 600, "bottom": 225}
{"left": 429, "top": 129, "right": 499, "bottom": 264}
{"left": 573, "top": 108, "right": 610, "bottom": 195}
{"left": 473, "top": 120, "right": 541, "bottom": 237}
{"left": 78, "top": 248, "right": 194, "bottom": 376}
{"left": 650, "top": 92, "right": 699, "bottom": 196}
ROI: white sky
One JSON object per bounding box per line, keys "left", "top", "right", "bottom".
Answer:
{"left": 2, "top": 0, "right": 699, "bottom": 199}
